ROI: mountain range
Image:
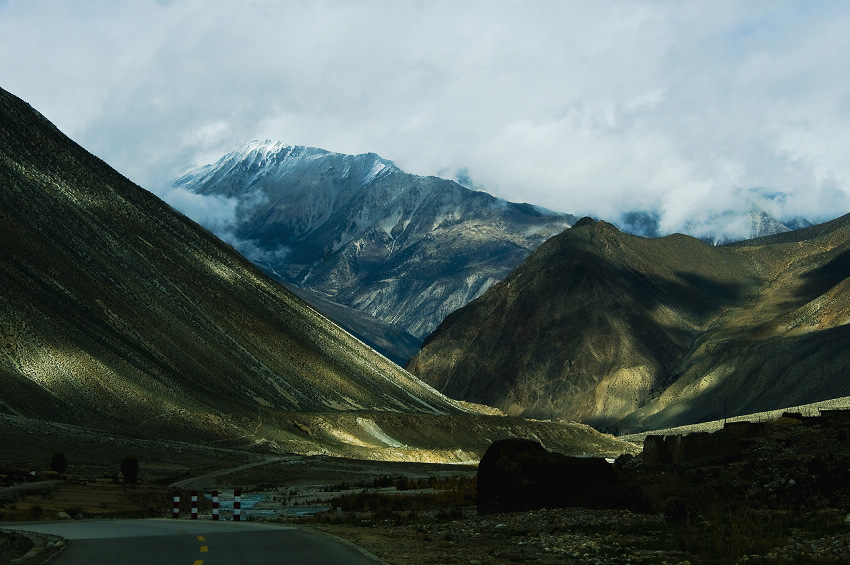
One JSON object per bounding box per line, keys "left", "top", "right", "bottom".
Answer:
{"left": 0, "top": 86, "right": 630, "bottom": 462}
{"left": 165, "top": 141, "right": 576, "bottom": 350}
{"left": 616, "top": 203, "right": 813, "bottom": 244}
{"left": 4, "top": 78, "right": 843, "bottom": 462}
{"left": 166, "top": 143, "right": 816, "bottom": 366}
{"left": 407, "top": 216, "right": 850, "bottom": 432}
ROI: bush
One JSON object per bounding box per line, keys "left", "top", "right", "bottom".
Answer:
{"left": 120, "top": 456, "right": 139, "bottom": 484}
{"left": 670, "top": 506, "right": 788, "bottom": 562}
{"left": 329, "top": 479, "right": 476, "bottom": 513}
{"left": 662, "top": 497, "right": 699, "bottom": 525}
{"left": 50, "top": 452, "right": 67, "bottom": 475}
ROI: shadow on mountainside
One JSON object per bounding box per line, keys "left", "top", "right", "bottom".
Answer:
{"left": 797, "top": 249, "right": 850, "bottom": 300}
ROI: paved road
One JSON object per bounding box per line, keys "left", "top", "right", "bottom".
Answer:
{"left": 1, "top": 519, "right": 383, "bottom": 564}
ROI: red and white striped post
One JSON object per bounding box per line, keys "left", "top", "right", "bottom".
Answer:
{"left": 211, "top": 490, "right": 219, "bottom": 521}
{"left": 233, "top": 488, "right": 242, "bottom": 521}
{"left": 191, "top": 490, "right": 198, "bottom": 520}
{"left": 172, "top": 490, "right": 180, "bottom": 519}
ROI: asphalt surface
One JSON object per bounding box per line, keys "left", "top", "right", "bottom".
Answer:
{"left": 1, "top": 518, "right": 383, "bottom": 564}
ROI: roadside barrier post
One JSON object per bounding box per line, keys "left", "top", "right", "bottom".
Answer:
{"left": 212, "top": 490, "right": 219, "bottom": 521}
{"left": 191, "top": 490, "right": 198, "bottom": 520}
{"left": 233, "top": 488, "right": 242, "bottom": 521}
{"left": 172, "top": 490, "right": 180, "bottom": 519}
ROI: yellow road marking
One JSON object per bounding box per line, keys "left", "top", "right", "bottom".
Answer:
{"left": 197, "top": 536, "right": 205, "bottom": 542}
{"left": 193, "top": 561, "right": 203, "bottom": 565}
{"left": 200, "top": 546, "right": 209, "bottom": 553}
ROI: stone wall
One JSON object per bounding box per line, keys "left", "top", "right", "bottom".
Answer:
{"left": 642, "top": 427, "right": 742, "bottom": 465}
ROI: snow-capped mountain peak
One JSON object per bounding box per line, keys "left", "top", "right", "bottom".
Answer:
{"left": 172, "top": 141, "right": 400, "bottom": 198}
{"left": 164, "top": 141, "right": 576, "bottom": 347}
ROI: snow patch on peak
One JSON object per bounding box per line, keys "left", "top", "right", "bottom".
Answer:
{"left": 226, "top": 139, "right": 289, "bottom": 166}
{"left": 363, "top": 159, "right": 391, "bottom": 185}
{"left": 337, "top": 152, "right": 397, "bottom": 186}
{"left": 222, "top": 140, "right": 338, "bottom": 171}
{"left": 244, "top": 139, "right": 288, "bottom": 153}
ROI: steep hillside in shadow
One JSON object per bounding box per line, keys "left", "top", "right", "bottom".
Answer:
{"left": 283, "top": 282, "right": 423, "bottom": 367}
{"left": 408, "top": 216, "right": 850, "bottom": 431}
{"left": 0, "top": 86, "right": 463, "bottom": 439}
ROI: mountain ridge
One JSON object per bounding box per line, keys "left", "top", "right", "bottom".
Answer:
{"left": 166, "top": 140, "right": 576, "bottom": 345}
{"left": 0, "top": 86, "right": 637, "bottom": 462}
{"left": 0, "top": 87, "right": 463, "bottom": 434}
{"left": 167, "top": 141, "right": 818, "bottom": 366}
{"left": 408, "top": 215, "right": 850, "bottom": 432}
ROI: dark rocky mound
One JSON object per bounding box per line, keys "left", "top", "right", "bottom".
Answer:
{"left": 476, "top": 439, "right": 652, "bottom": 515}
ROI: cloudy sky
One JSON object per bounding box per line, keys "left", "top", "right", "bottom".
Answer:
{"left": 3, "top": 0, "right": 850, "bottom": 235}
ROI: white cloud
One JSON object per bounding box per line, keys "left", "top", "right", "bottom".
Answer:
{"left": 160, "top": 183, "right": 290, "bottom": 266}
{"left": 3, "top": 0, "right": 850, "bottom": 234}
{"left": 160, "top": 186, "right": 238, "bottom": 235}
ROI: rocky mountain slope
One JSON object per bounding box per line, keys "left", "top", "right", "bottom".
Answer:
{"left": 0, "top": 86, "right": 467, "bottom": 429}
{"left": 407, "top": 216, "right": 850, "bottom": 432}
{"left": 0, "top": 86, "right": 636, "bottom": 462}
{"left": 283, "top": 282, "right": 422, "bottom": 367}
{"left": 166, "top": 141, "right": 576, "bottom": 344}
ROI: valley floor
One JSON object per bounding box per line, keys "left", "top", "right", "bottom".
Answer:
{"left": 5, "top": 412, "right": 850, "bottom": 564}
{"left": 297, "top": 413, "right": 850, "bottom": 564}
{"left": 309, "top": 507, "right": 681, "bottom": 564}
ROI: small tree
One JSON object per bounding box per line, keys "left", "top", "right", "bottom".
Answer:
{"left": 120, "top": 456, "right": 139, "bottom": 484}
{"left": 50, "top": 452, "right": 68, "bottom": 476}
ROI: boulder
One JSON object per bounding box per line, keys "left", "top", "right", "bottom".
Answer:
{"left": 477, "top": 439, "right": 652, "bottom": 515}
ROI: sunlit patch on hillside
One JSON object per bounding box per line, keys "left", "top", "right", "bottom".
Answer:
{"left": 356, "top": 417, "right": 405, "bottom": 448}
{"left": 14, "top": 342, "right": 77, "bottom": 389}
{"left": 200, "top": 255, "right": 241, "bottom": 283}
{"left": 322, "top": 423, "right": 378, "bottom": 448}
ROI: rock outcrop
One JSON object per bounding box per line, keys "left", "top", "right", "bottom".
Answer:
{"left": 476, "top": 439, "right": 651, "bottom": 515}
